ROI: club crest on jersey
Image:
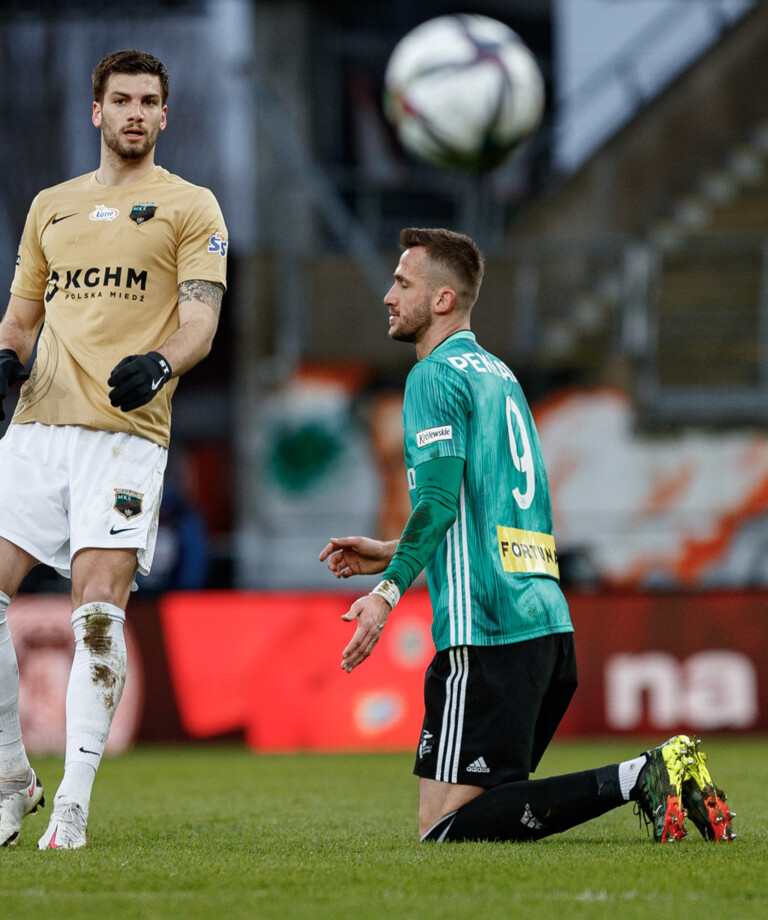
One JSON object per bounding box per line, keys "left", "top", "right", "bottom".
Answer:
{"left": 207, "top": 232, "right": 228, "bottom": 257}
{"left": 89, "top": 204, "right": 119, "bottom": 222}
{"left": 129, "top": 203, "right": 158, "bottom": 225}
{"left": 114, "top": 489, "right": 144, "bottom": 520}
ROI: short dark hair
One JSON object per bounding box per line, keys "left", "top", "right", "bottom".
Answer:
{"left": 399, "top": 227, "right": 485, "bottom": 310}
{"left": 92, "top": 50, "right": 170, "bottom": 104}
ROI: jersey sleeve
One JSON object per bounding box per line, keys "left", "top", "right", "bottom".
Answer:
{"left": 176, "top": 188, "right": 228, "bottom": 290}
{"left": 10, "top": 195, "right": 48, "bottom": 301}
{"left": 402, "top": 360, "right": 471, "bottom": 467}
{"left": 381, "top": 456, "right": 465, "bottom": 595}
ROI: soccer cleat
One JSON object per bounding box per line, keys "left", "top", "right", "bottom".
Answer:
{"left": 681, "top": 737, "right": 736, "bottom": 842}
{"left": 634, "top": 735, "right": 689, "bottom": 842}
{"left": 0, "top": 770, "right": 45, "bottom": 846}
{"left": 37, "top": 803, "right": 88, "bottom": 850}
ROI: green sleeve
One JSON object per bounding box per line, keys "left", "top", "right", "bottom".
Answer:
{"left": 381, "top": 456, "right": 465, "bottom": 596}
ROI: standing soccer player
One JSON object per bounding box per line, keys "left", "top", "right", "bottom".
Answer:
{"left": 320, "top": 228, "right": 734, "bottom": 844}
{"left": 0, "top": 50, "right": 227, "bottom": 849}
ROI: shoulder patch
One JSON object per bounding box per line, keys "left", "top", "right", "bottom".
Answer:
{"left": 416, "top": 425, "right": 452, "bottom": 449}
{"left": 207, "top": 232, "right": 228, "bottom": 256}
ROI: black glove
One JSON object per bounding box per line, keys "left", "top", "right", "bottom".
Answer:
{"left": 108, "top": 351, "right": 172, "bottom": 412}
{"left": 0, "top": 348, "right": 30, "bottom": 421}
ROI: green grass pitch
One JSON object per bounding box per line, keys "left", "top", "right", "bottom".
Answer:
{"left": 2, "top": 738, "right": 766, "bottom": 920}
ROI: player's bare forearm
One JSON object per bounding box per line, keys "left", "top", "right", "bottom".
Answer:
{"left": 157, "top": 280, "right": 224, "bottom": 377}
{"left": 0, "top": 295, "right": 45, "bottom": 363}
{"left": 319, "top": 536, "right": 398, "bottom": 577}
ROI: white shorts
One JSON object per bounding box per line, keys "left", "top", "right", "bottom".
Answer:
{"left": 0, "top": 423, "right": 168, "bottom": 579}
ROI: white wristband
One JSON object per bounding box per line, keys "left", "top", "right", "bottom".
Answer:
{"left": 371, "top": 579, "right": 401, "bottom": 610}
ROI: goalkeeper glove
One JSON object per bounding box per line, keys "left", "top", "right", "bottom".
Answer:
{"left": 108, "top": 351, "right": 172, "bottom": 412}
{"left": 0, "top": 349, "right": 30, "bottom": 421}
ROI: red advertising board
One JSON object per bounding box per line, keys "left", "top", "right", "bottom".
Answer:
{"left": 159, "top": 591, "right": 435, "bottom": 750}
{"left": 9, "top": 589, "right": 765, "bottom": 754}
{"left": 561, "top": 592, "right": 764, "bottom": 738}
{"left": 158, "top": 589, "right": 766, "bottom": 750}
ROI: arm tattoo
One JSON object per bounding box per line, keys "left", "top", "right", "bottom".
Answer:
{"left": 178, "top": 280, "right": 224, "bottom": 317}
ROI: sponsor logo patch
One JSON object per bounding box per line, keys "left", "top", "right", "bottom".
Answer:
{"left": 44, "top": 265, "right": 147, "bottom": 303}
{"left": 89, "top": 203, "right": 119, "bottom": 222}
{"left": 114, "top": 489, "right": 144, "bottom": 520}
{"left": 207, "top": 232, "right": 228, "bottom": 257}
{"left": 129, "top": 203, "right": 158, "bottom": 225}
{"left": 416, "top": 425, "right": 452, "bottom": 449}
{"left": 497, "top": 526, "right": 560, "bottom": 579}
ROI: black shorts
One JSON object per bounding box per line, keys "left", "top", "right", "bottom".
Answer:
{"left": 413, "top": 633, "right": 577, "bottom": 788}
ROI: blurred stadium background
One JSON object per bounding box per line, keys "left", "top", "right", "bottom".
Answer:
{"left": 1, "top": 0, "right": 767, "bottom": 752}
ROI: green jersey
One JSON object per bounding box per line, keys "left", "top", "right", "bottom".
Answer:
{"left": 401, "top": 331, "right": 572, "bottom": 651}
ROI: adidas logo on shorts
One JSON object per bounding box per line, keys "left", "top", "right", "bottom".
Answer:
{"left": 466, "top": 757, "right": 491, "bottom": 774}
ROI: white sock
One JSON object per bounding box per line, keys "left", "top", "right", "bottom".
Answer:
{"left": 0, "top": 590, "right": 31, "bottom": 784}
{"left": 618, "top": 754, "right": 648, "bottom": 801}
{"left": 54, "top": 603, "right": 127, "bottom": 814}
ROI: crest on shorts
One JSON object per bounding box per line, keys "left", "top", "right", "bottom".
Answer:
{"left": 114, "top": 489, "right": 144, "bottom": 519}
{"left": 418, "top": 729, "right": 433, "bottom": 759}
{"left": 129, "top": 203, "right": 158, "bottom": 225}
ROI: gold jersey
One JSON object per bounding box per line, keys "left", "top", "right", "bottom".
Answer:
{"left": 10, "top": 167, "right": 228, "bottom": 448}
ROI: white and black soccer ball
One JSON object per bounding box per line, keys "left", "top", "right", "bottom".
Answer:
{"left": 383, "top": 14, "right": 545, "bottom": 173}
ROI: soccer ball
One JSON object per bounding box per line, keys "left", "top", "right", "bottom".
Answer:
{"left": 383, "top": 14, "right": 545, "bottom": 173}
